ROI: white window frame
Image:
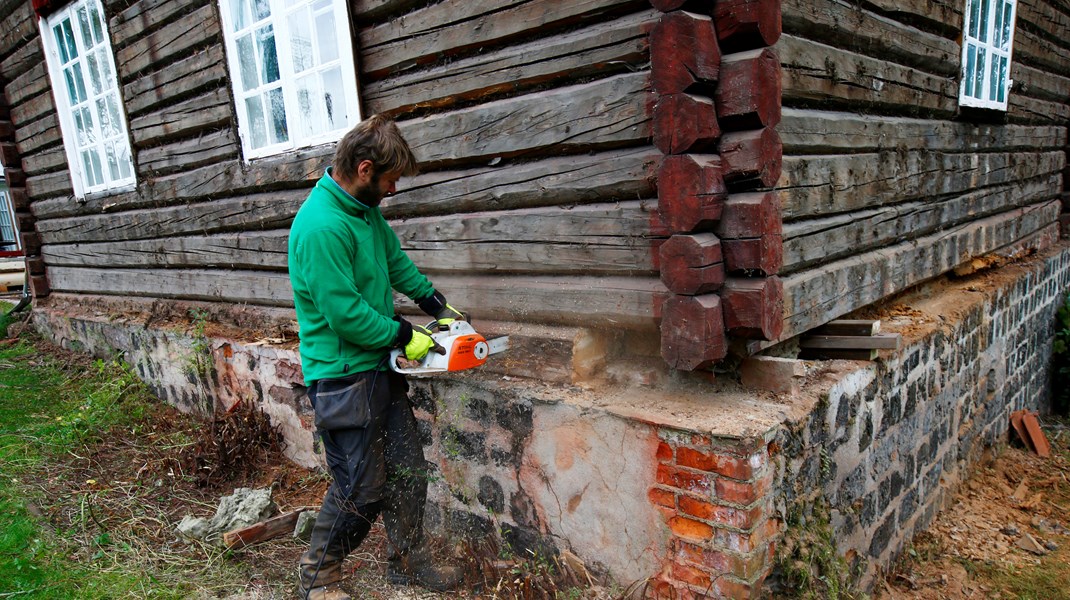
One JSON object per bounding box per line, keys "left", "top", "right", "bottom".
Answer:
{"left": 40, "top": 0, "right": 136, "bottom": 198}
{"left": 959, "top": 0, "right": 1018, "bottom": 110}
{"left": 218, "top": 0, "right": 362, "bottom": 161}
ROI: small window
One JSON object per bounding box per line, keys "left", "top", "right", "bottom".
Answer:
{"left": 40, "top": 0, "right": 135, "bottom": 197}
{"left": 959, "top": 0, "right": 1018, "bottom": 110}
{"left": 218, "top": 0, "right": 362, "bottom": 160}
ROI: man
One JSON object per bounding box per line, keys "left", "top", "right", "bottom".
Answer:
{"left": 288, "top": 115, "right": 466, "bottom": 600}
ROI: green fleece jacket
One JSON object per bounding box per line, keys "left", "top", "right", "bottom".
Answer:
{"left": 288, "top": 169, "right": 434, "bottom": 383}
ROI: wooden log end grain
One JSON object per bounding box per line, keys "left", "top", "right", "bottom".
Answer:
{"left": 722, "top": 234, "right": 783, "bottom": 275}
{"left": 657, "top": 154, "right": 727, "bottom": 233}
{"left": 715, "top": 191, "right": 782, "bottom": 239}
{"left": 651, "top": 11, "right": 721, "bottom": 95}
{"left": 659, "top": 232, "right": 725, "bottom": 295}
{"left": 653, "top": 94, "right": 721, "bottom": 155}
{"left": 714, "top": 0, "right": 782, "bottom": 52}
{"left": 661, "top": 293, "right": 727, "bottom": 370}
{"left": 718, "top": 127, "right": 782, "bottom": 188}
{"left": 715, "top": 47, "right": 782, "bottom": 131}
{"left": 721, "top": 276, "right": 783, "bottom": 340}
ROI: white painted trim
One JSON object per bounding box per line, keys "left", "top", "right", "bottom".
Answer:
{"left": 958, "top": 0, "right": 1018, "bottom": 111}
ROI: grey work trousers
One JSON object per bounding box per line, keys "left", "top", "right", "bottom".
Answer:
{"left": 298, "top": 369, "right": 429, "bottom": 589}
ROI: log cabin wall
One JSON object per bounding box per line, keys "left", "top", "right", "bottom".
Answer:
{"left": 776, "top": 0, "right": 1069, "bottom": 340}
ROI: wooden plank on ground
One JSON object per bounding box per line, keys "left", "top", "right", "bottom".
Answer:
{"left": 799, "top": 333, "right": 901, "bottom": 350}
{"left": 358, "top": 0, "right": 644, "bottom": 77}
{"left": 223, "top": 509, "right": 306, "bottom": 549}
{"left": 779, "top": 150, "right": 1065, "bottom": 220}
{"left": 397, "top": 72, "right": 652, "bottom": 168}
{"left": 780, "top": 200, "right": 1062, "bottom": 338}
{"left": 809, "top": 320, "right": 880, "bottom": 336}
{"left": 362, "top": 10, "right": 656, "bottom": 117}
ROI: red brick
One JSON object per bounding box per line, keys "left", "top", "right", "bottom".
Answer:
{"left": 649, "top": 487, "right": 677, "bottom": 509}
{"left": 677, "top": 541, "right": 772, "bottom": 581}
{"left": 671, "top": 563, "right": 712, "bottom": 589}
{"left": 714, "top": 472, "right": 771, "bottom": 505}
{"left": 678, "top": 447, "right": 759, "bottom": 480}
{"left": 679, "top": 496, "right": 765, "bottom": 529}
{"left": 669, "top": 516, "right": 714, "bottom": 542}
{"left": 713, "top": 577, "right": 760, "bottom": 599}
{"left": 657, "top": 464, "right": 713, "bottom": 494}
{"left": 657, "top": 441, "right": 674, "bottom": 462}
{"left": 711, "top": 519, "right": 779, "bottom": 554}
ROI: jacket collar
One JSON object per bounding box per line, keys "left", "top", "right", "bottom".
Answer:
{"left": 319, "top": 168, "right": 373, "bottom": 217}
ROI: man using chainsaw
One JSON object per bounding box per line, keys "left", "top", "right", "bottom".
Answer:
{"left": 288, "top": 114, "right": 466, "bottom": 600}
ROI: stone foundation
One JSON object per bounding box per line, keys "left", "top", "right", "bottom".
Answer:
{"left": 31, "top": 243, "right": 1070, "bottom": 597}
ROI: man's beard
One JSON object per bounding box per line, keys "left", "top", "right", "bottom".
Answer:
{"left": 353, "top": 181, "right": 385, "bottom": 207}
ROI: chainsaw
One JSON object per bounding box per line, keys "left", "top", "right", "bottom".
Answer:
{"left": 389, "top": 320, "right": 509, "bottom": 375}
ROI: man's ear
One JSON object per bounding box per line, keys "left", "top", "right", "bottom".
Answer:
{"left": 355, "top": 160, "right": 375, "bottom": 183}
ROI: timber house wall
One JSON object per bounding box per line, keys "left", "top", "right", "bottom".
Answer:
{"left": 0, "top": 0, "right": 1066, "bottom": 375}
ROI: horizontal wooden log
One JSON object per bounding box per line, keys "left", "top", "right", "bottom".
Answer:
{"left": 0, "top": 1, "right": 35, "bottom": 60}
{"left": 363, "top": 10, "right": 656, "bottom": 117}
{"left": 715, "top": 191, "right": 781, "bottom": 238}
{"left": 21, "top": 147, "right": 67, "bottom": 177}
{"left": 859, "top": 0, "right": 961, "bottom": 37}
{"left": 351, "top": 0, "right": 425, "bottom": 23}
{"left": 359, "top": 0, "right": 644, "bottom": 78}
{"left": 4, "top": 61, "right": 48, "bottom": 109}
{"left": 781, "top": 200, "right": 1062, "bottom": 338}
{"left": 115, "top": 4, "right": 219, "bottom": 77}
{"left": 137, "top": 129, "right": 238, "bottom": 175}
{"left": 782, "top": 174, "right": 1060, "bottom": 274}
{"left": 649, "top": 0, "right": 688, "bottom": 10}
{"left": 1008, "top": 93, "right": 1070, "bottom": 126}
{"left": 721, "top": 276, "right": 783, "bottom": 340}
{"left": 1017, "top": 0, "right": 1070, "bottom": 51}
{"left": 10, "top": 90, "right": 55, "bottom": 127}
{"left": 660, "top": 293, "right": 726, "bottom": 370}
{"left": 782, "top": 0, "right": 959, "bottom": 77}
{"left": 659, "top": 233, "right": 725, "bottom": 295}
{"left": 0, "top": 33, "right": 40, "bottom": 82}
{"left": 778, "top": 35, "right": 957, "bottom": 116}
{"left": 653, "top": 94, "right": 720, "bottom": 154}
{"left": 779, "top": 150, "right": 1065, "bottom": 220}
{"left": 1011, "top": 60, "right": 1070, "bottom": 105}
{"left": 5, "top": 167, "right": 25, "bottom": 187}
{"left": 1014, "top": 28, "right": 1070, "bottom": 76}
{"left": 42, "top": 230, "right": 290, "bottom": 270}
{"left": 715, "top": 48, "right": 781, "bottom": 130}
{"left": 15, "top": 115, "right": 61, "bottom": 156}
{"left": 129, "top": 88, "right": 232, "bottom": 147}
{"left": 779, "top": 108, "right": 1067, "bottom": 154}
{"left": 650, "top": 11, "right": 720, "bottom": 94}
{"left": 48, "top": 267, "right": 295, "bottom": 306}
{"left": 9, "top": 189, "right": 30, "bottom": 211}
{"left": 123, "top": 45, "right": 228, "bottom": 116}
{"left": 26, "top": 170, "right": 72, "bottom": 200}
{"left": 0, "top": 142, "right": 17, "bottom": 167}
{"left": 721, "top": 234, "right": 782, "bottom": 275}
{"left": 657, "top": 154, "right": 727, "bottom": 233}
{"left": 397, "top": 201, "right": 658, "bottom": 275}
{"left": 714, "top": 0, "right": 782, "bottom": 52}
{"left": 718, "top": 128, "right": 782, "bottom": 188}
{"left": 398, "top": 72, "right": 652, "bottom": 168}
{"left": 110, "top": 0, "right": 206, "bottom": 47}
{"left": 800, "top": 333, "right": 900, "bottom": 350}
{"left": 22, "top": 232, "right": 41, "bottom": 256}
{"left": 37, "top": 189, "right": 306, "bottom": 244}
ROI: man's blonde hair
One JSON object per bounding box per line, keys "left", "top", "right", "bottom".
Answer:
{"left": 333, "top": 114, "right": 418, "bottom": 180}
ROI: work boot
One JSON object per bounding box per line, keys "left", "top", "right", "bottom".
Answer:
{"left": 386, "top": 545, "right": 464, "bottom": 591}
{"left": 295, "top": 582, "right": 351, "bottom": 600}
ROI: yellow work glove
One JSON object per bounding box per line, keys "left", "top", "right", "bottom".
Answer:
{"left": 435, "top": 303, "right": 469, "bottom": 330}
{"left": 404, "top": 325, "right": 444, "bottom": 361}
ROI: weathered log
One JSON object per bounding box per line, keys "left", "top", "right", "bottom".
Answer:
{"left": 223, "top": 509, "right": 307, "bottom": 549}
{"left": 1009, "top": 93, "right": 1070, "bottom": 126}
{"left": 398, "top": 72, "right": 651, "bottom": 168}
{"left": 123, "top": 45, "right": 228, "bottom": 116}
{"left": 779, "top": 108, "right": 1067, "bottom": 154}
{"left": 359, "top": 0, "right": 643, "bottom": 78}
{"left": 719, "top": 128, "right": 782, "bottom": 188}
{"left": 0, "top": 142, "right": 17, "bottom": 168}
{"left": 363, "top": 10, "right": 656, "bottom": 117}
{"left": 781, "top": 201, "right": 1061, "bottom": 338}
{"left": 715, "top": 48, "right": 781, "bottom": 130}
{"left": 4, "top": 61, "right": 48, "bottom": 109}
{"left": 650, "top": 11, "right": 720, "bottom": 94}
{"left": 1017, "top": 0, "right": 1070, "bottom": 52}
{"left": 0, "top": 33, "right": 40, "bottom": 82}
{"left": 115, "top": 4, "right": 219, "bottom": 77}
{"left": 714, "top": 0, "right": 782, "bottom": 52}
{"left": 9, "top": 189, "right": 30, "bottom": 211}
{"left": 21, "top": 231, "right": 41, "bottom": 256}
{"left": 1014, "top": 28, "right": 1070, "bottom": 76}
{"left": 778, "top": 35, "right": 957, "bottom": 117}
{"left": 715, "top": 191, "right": 781, "bottom": 239}
{"left": 657, "top": 154, "right": 727, "bottom": 233}
{"left": 660, "top": 293, "right": 727, "bottom": 370}
{"left": 721, "top": 276, "right": 783, "bottom": 340}
{"left": 48, "top": 267, "right": 295, "bottom": 306}
{"left": 4, "top": 167, "right": 25, "bottom": 188}
{"left": 860, "top": 0, "right": 961, "bottom": 37}
{"left": 21, "top": 147, "right": 67, "bottom": 177}
{"left": 10, "top": 90, "right": 55, "bottom": 127}
{"left": 779, "top": 150, "right": 1065, "bottom": 220}
{"left": 649, "top": 0, "right": 689, "bottom": 11}
{"left": 129, "top": 88, "right": 232, "bottom": 147}
{"left": 26, "top": 170, "right": 72, "bottom": 200}
{"left": 43, "top": 230, "right": 291, "bottom": 270}
{"left": 781, "top": 0, "right": 959, "bottom": 76}
{"left": 721, "top": 234, "right": 782, "bottom": 275}
{"left": 659, "top": 233, "right": 725, "bottom": 295}
{"left": 1012, "top": 62, "right": 1070, "bottom": 105}
{"left": 781, "top": 174, "right": 1059, "bottom": 274}
{"left": 15, "top": 115, "right": 61, "bottom": 156}
{"left": 0, "top": 1, "right": 35, "bottom": 59}
{"left": 30, "top": 274, "right": 49, "bottom": 297}
{"left": 653, "top": 94, "right": 720, "bottom": 154}
{"left": 109, "top": 0, "right": 202, "bottom": 46}
{"left": 137, "top": 129, "right": 238, "bottom": 175}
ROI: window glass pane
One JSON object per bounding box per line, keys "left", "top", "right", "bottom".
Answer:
{"left": 1001, "top": 2, "right": 1014, "bottom": 51}
{"left": 988, "top": 55, "right": 1000, "bottom": 101}
{"left": 253, "top": 0, "right": 271, "bottom": 21}
{"left": 258, "top": 26, "right": 280, "bottom": 84}
{"left": 236, "top": 34, "right": 259, "bottom": 91}
{"left": 62, "top": 19, "right": 78, "bottom": 60}
{"left": 315, "top": 8, "right": 337, "bottom": 64}
{"left": 117, "top": 143, "right": 132, "bottom": 179}
{"left": 964, "top": 45, "right": 976, "bottom": 98}
{"left": 969, "top": 0, "right": 981, "bottom": 39}
{"left": 231, "top": 0, "right": 250, "bottom": 31}
{"left": 105, "top": 142, "right": 120, "bottom": 181}
{"left": 79, "top": 106, "right": 96, "bottom": 146}
{"left": 997, "top": 55, "right": 1008, "bottom": 102}
{"left": 268, "top": 87, "right": 289, "bottom": 144}
{"left": 64, "top": 68, "right": 80, "bottom": 105}
{"left": 296, "top": 77, "right": 314, "bottom": 138}
{"left": 87, "top": 51, "right": 103, "bottom": 96}
{"left": 72, "top": 64, "right": 87, "bottom": 103}
{"left": 53, "top": 23, "right": 70, "bottom": 63}
{"left": 288, "top": 9, "right": 314, "bottom": 73}
{"left": 106, "top": 95, "right": 122, "bottom": 137}
{"left": 96, "top": 48, "right": 115, "bottom": 89}
{"left": 978, "top": 0, "right": 990, "bottom": 43}
{"left": 89, "top": 149, "right": 104, "bottom": 187}
{"left": 77, "top": 6, "right": 93, "bottom": 50}
{"left": 246, "top": 95, "right": 268, "bottom": 149}
{"left": 89, "top": 2, "right": 104, "bottom": 44}
{"left": 993, "top": 0, "right": 1004, "bottom": 47}
{"left": 322, "top": 67, "right": 346, "bottom": 131}
{"left": 975, "top": 48, "right": 987, "bottom": 99}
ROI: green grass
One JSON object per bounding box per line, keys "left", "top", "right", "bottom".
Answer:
{"left": 0, "top": 335, "right": 196, "bottom": 598}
